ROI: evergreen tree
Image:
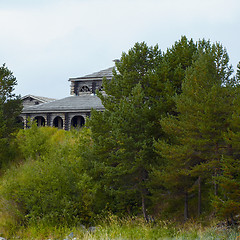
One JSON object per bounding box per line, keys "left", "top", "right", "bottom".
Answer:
{"left": 0, "top": 64, "right": 22, "bottom": 167}
{"left": 212, "top": 88, "right": 240, "bottom": 222}
{"left": 89, "top": 37, "right": 198, "bottom": 219}
{"left": 237, "top": 62, "right": 240, "bottom": 81}
{"left": 90, "top": 43, "right": 163, "bottom": 219}
{"left": 154, "top": 42, "right": 235, "bottom": 219}
{"left": 164, "top": 36, "right": 197, "bottom": 94}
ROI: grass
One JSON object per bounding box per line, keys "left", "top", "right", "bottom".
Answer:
{"left": 1, "top": 215, "right": 239, "bottom": 240}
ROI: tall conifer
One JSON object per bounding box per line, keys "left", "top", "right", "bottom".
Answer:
{"left": 89, "top": 37, "right": 198, "bottom": 218}
{"left": 212, "top": 86, "right": 240, "bottom": 221}
{"left": 155, "top": 42, "right": 235, "bottom": 218}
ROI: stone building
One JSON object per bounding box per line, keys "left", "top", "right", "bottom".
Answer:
{"left": 20, "top": 66, "right": 113, "bottom": 130}
{"left": 21, "top": 95, "right": 56, "bottom": 108}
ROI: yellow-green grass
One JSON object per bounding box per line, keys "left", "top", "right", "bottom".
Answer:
{"left": 1, "top": 215, "right": 239, "bottom": 240}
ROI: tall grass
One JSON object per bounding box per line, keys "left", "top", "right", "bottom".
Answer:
{"left": 1, "top": 215, "right": 239, "bottom": 240}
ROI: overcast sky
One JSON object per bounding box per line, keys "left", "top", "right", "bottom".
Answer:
{"left": 0, "top": 0, "right": 239, "bottom": 99}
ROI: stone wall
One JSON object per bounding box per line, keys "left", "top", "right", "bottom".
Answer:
{"left": 20, "top": 112, "right": 89, "bottom": 130}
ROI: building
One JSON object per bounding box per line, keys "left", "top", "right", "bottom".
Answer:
{"left": 21, "top": 95, "right": 56, "bottom": 108}
{"left": 20, "top": 66, "right": 114, "bottom": 130}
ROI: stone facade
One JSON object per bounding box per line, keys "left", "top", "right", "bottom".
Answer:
{"left": 21, "top": 95, "right": 56, "bottom": 108}
{"left": 20, "top": 66, "right": 113, "bottom": 130}
{"left": 69, "top": 66, "right": 113, "bottom": 95}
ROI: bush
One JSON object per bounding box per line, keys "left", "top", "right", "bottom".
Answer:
{"left": 0, "top": 126, "right": 96, "bottom": 230}
{"left": 16, "top": 122, "right": 67, "bottom": 160}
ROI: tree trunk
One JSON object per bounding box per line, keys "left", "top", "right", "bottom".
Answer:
{"left": 184, "top": 191, "right": 188, "bottom": 221}
{"left": 214, "top": 143, "right": 219, "bottom": 196}
{"left": 228, "top": 144, "right": 233, "bottom": 156}
{"left": 214, "top": 179, "right": 218, "bottom": 196}
{"left": 141, "top": 192, "right": 148, "bottom": 222}
{"left": 214, "top": 169, "right": 218, "bottom": 196}
{"left": 198, "top": 176, "right": 201, "bottom": 216}
{"left": 141, "top": 169, "right": 148, "bottom": 222}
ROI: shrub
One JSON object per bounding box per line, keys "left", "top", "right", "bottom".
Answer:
{"left": 0, "top": 126, "right": 96, "bottom": 229}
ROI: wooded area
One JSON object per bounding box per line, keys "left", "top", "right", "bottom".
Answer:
{"left": 0, "top": 37, "right": 240, "bottom": 235}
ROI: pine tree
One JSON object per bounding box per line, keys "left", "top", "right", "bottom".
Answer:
{"left": 0, "top": 64, "right": 22, "bottom": 167}
{"left": 154, "top": 42, "right": 235, "bottom": 219}
{"left": 237, "top": 62, "right": 240, "bottom": 82}
{"left": 89, "top": 37, "right": 199, "bottom": 219}
{"left": 212, "top": 87, "right": 240, "bottom": 222}
{"left": 90, "top": 42, "right": 163, "bottom": 219}
{"left": 164, "top": 36, "right": 197, "bottom": 94}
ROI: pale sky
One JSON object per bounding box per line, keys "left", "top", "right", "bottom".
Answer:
{"left": 0, "top": 0, "right": 239, "bottom": 99}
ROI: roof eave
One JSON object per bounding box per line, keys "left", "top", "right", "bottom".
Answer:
{"left": 68, "top": 76, "right": 112, "bottom": 82}
{"left": 21, "top": 108, "right": 105, "bottom": 114}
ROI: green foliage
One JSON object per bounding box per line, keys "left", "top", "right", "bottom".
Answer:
{"left": 153, "top": 41, "right": 237, "bottom": 219}
{"left": 0, "top": 126, "right": 96, "bottom": 229}
{"left": 1, "top": 157, "right": 94, "bottom": 226}
{"left": 164, "top": 36, "right": 198, "bottom": 94}
{"left": 90, "top": 42, "right": 164, "bottom": 218}
{"left": 237, "top": 62, "right": 240, "bottom": 82}
{"left": 212, "top": 90, "right": 240, "bottom": 220}
{"left": 89, "top": 37, "right": 200, "bottom": 218}
{"left": 0, "top": 64, "right": 22, "bottom": 167}
{"left": 0, "top": 197, "right": 23, "bottom": 236}
{"left": 1, "top": 37, "right": 239, "bottom": 236}
{"left": 16, "top": 121, "right": 75, "bottom": 160}
{"left": 212, "top": 156, "right": 240, "bottom": 220}
{"left": 102, "top": 42, "right": 162, "bottom": 100}
{"left": 3, "top": 217, "right": 239, "bottom": 240}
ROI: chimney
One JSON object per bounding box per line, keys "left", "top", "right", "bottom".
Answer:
{"left": 92, "top": 82, "right": 96, "bottom": 95}
{"left": 113, "top": 59, "right": 120, "bottom": 63}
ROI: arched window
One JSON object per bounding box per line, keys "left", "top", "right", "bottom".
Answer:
{"left": 34, "top": 116, "right": 45, "bottom": 127}
{"left": 71, "top": 115, "right": 85, "bottom": 128}
{"left": 80, "top": 85, "right": 90, "bottom": 92}
{"left": 53, "top": 116, "right": 63, "bottom": 129}
{"left": 98, "top": 85, "right": 104, "bottom": 91}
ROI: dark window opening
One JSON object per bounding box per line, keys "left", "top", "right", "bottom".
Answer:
{"left": 71, "top": 116, "right": 85, "bottom": 128}
{"left": 53, "top": 116, "right": 63, "bottom": 129}
{"left": 34, "top": 116, "right": 45, "bottom": 127}
{"left": 80, "top": 85, "right": 90, "bottom": 92}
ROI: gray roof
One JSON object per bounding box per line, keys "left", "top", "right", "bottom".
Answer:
{"left": 21, "top": 94, "right": 56, "bottom": 103}
{"left": 69, "top": 67, "right": 114, "bottom": 82}
{"left": 22, "top": 95, "right": 104, "bottom": 113}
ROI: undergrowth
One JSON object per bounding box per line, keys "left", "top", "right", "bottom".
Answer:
{"left": 1, "top": 216, "right": 239, "bottom": 240}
